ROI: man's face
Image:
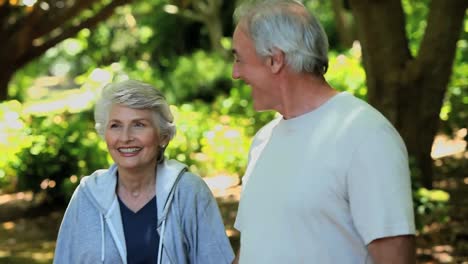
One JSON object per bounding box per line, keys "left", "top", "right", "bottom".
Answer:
{"left": 232, "top": 25, "right": 280, "bottom": 111}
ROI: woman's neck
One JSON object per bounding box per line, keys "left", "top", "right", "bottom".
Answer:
{"left": 117, "top": 166, "right": 156, "bottom": 198}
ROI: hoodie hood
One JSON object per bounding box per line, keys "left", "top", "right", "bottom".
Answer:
{"left": 81, "top": 159, "right": 187, "bottom": 220}
{"left": 79, "top": 159, "right": 188, "bottom": 263}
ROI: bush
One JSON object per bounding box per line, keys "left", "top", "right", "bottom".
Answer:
{"left": 164, "top": 50, "right": 232, "bottom": 103}
{"left": 410, "top": 157, "right": 450, "bottom": 230}
{"left": 0, "top": 100, "right": 31, "bottom": 191}
{"left": 13, "top": 110, "right": 109, "bottom": 203}
{"left": 413, "top": 187, "right": 450, "bottom": 230}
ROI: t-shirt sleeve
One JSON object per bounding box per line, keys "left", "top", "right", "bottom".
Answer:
{"left": 347, "top": 123, "right": 416, "bottom": 245}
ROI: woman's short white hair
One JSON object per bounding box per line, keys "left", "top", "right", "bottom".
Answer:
{"left": 94, "top": 80, "right": 176, "bottom": 161}
{"left": 234, "top": 0, "right": 329, "bottom": 75}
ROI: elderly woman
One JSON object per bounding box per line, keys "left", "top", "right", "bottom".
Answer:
{"left": 54, "top": 80, "right": 234, "bottom": 264}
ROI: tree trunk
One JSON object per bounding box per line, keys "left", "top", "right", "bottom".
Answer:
{"left": 178, "top": 0, "right": 227, "bottom": 55}
{"left": 331, "top": 0, "right": 355, "bottom": 48}
{"left": 0, "top": 68, "right": 15, "bottom": 100}
{"left": 203, "top": 14, "right": 226, "bottom": 55}
{"left": 348, "top": 0, "right": 467, "bottom": 188}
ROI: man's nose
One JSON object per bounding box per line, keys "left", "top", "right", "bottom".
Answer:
{"left": 232, "top": 65, "right": 240, "bottom": 79}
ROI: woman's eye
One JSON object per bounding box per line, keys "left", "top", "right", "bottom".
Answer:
{"left": 109, "top": 123, "right": 120, "bottom": 128}
{"left": 134, "top": 122, "right": 145, "bottom": 127}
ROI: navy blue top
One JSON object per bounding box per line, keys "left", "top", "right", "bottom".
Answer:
{"left": 118, "top": 195, "right": 159, "bottom": 264}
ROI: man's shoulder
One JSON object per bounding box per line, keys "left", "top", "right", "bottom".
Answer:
{"left": 332, "top": 93, "right": 392, "bottom": 129}
{"left": 253, "top": 116, "right": 282, "bottom": 139}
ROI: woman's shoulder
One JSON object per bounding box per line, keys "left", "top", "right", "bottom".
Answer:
{"left": 79, "top": 165, "right": 117, "bottom": 186}
{"left": 176, "top": 170, "right": 215, "bottom": 202}
{"left": 178, "top": 170, "right": 208, "bottom": 190}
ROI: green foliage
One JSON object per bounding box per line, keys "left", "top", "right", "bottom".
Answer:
{"left": 413, "top": 187, "right": 450, "bottom": 230}
{"left": 440, "top": 35, "right": 468, "bottom": 134}
{"left": 13, "top": 110, "right": 109, "bottom": 202}
{"left": 164, "top": 50, "right": 232, "bottom": 103}
{"left": 402, "top": 0, "right": 430, "bottom": 56}
{"left": 305, "top": 0, "right": 341, "bottom": 50}
{"left": 327, "top": 46, "right": 367, "bottom": 99}
{"left": 0, "top": 101, "right": 31, "bottom": 190}
{"left": 402, "top": 0, "right": 467, "bottom": 136}
{"left": 409, "top": 157, "right": 450, "bottom": 230}
{"left": 165, "top": 80, "right": 275, "bottom": 178}
{"left": 166, "top": 103, "right": 251, "bottom": 178}
{"left": 2, "top": 0, "right": 466, "bottom": 220}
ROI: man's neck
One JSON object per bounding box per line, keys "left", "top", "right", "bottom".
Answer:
{"left": 278, "top": 73, "right": 338, "bottom": 119}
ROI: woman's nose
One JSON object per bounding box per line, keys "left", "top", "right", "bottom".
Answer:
{"left": 119, "top": 127, "right": 133, "bottom": 142}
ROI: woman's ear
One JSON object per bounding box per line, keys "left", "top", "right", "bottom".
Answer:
{"left": 269, "top": 48, "right": 285, "bottom": 74}
{"left": 159, "top": 135, "right": 170, "bottom": 148}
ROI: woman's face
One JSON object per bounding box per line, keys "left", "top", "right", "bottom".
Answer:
{"left": 105, "top": 104, "right": 162, "bottom": 172}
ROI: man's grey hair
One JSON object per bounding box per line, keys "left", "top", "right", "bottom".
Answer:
{"left": 94, "top": 80, "right": 176, "bottom": 161}
{"left": 234, "top": 0, "right": 329, "bottom": 75}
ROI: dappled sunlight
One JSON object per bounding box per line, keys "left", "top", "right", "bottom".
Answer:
{"left": 0, "top": 192, "right": 32, "bottom": 205}
{"left": 0, "top": 250, "right": 10, "bottom": 258}
{"left": 417, "top": 245, "right": 454, "bottom": 264}
{"left": 434, "top": 178, "right": 461, "bottom": 190}
{"left": 203, "top": 174, "right": 240, "bottom": 199}
{"left": 0, "top": 212, "right": 61, "bottom": 263}
{"left": 89, "top": 68, "right": 113, "bottom": 83}
{"left": 39, "top": 179, "right": 56, "bottom": 190}
{"left": 29, "top": 252, "right": 54, "bottom": 262}
{"left": 431, "top": 128, "right": 467, "bottom": 159}
{"left": 2, "top": 221, "right": 15, "bottom": 230}
{"left": 23, "top": 90, "right": 95, "bottom": 115}
{"left": 26, "top": 76, "right": 64, "bottom": 100}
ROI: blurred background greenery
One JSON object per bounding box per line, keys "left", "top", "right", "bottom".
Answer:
{"left": 0, "top": 0, "right": 467, "bottom": 263}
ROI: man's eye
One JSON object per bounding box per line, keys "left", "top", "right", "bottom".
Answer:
{"left": 109, "top": 123, "right": 120, "bottom": 128}
{"left": 134, "top": 122, "right": 145, "bottom": 127}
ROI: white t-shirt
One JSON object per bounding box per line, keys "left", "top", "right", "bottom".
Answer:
{"left": 235, "top": 92, "right": 415, "bottom": 264}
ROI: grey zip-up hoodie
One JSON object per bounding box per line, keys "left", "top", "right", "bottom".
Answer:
{"left": 53, "top": 159, "right": 234, "bottom": 264}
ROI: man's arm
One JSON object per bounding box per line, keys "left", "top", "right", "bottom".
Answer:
{"left": 232, "top": 248, "right": 240, "bottom": 264}
{"left": 368, "top": 235, "right": 415, "bottom": 264}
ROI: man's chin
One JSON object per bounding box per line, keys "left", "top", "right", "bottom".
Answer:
{"left": 253, "top": 104, "right": 269, "bottom": 112}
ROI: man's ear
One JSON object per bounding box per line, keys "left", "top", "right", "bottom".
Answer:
{"left": 269, "top": 48, "right": 285, "bottom": 74}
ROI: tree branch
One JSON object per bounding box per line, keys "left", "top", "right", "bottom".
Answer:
{"left": 193, "top": 0, "right": 208, "bottom": 13}
{"left": 412, "top": 0, "right": 467, "bottom": 123}
{"left": 349, "top": 0, "right": 412, "bottom": 123}
{"left": 349, "top": 0, "right": 410, "bottom": 74}
{"left": 416, "top": 0, "right": 467, "bottom": 83}
{"left": 32, "top": 0, "right": 97, "bottom": 39}
{"left": 179, "top": 9, "right": 204, "bottom": 22}
{"left": 15, "top": 0, "right": 133, "bottom": 69}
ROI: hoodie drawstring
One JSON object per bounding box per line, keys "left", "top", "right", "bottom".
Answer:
{"left": 100, "top": 198, "right": 118, "bottom": 263}
{"left": 157, "top": 168, "right": 187, "bottom": 264}
{"left": 100, "top": 214, "right": 105, "bottom": 262}
{"left": 157, "top": 219, "right": 166, "bottom": 264}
